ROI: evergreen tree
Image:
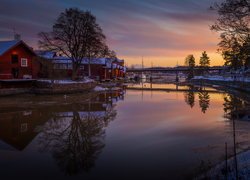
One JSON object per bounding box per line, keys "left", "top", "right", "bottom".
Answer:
{"left": 199, "top": 51, "right": 210, "bottom": 67}
{"left": 199, "top": 51, "right": 210, "bottom": 75}
{"left": 185, "top": 55, "right": 196, "bottom": 79}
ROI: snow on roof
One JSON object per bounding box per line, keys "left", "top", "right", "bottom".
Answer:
{"left": 53, "top": 59, "right": 71, "bottom": 64}
{"left": 0, "top": 40, "right": 20, "bottom": 55}
{"left": 38, "top": 53, "right": 125, "bottom": 68}
{"left": 115, "top": 59, "right": 124, "bottom": 63}
{"left": 51, "top": 56, "right": 111, "bottom": 65}
{"left": 36, "top": 51, "right": 56, "bottom": 59}
{"left": 85, "top": 58, "right": 106, "bottom": 65}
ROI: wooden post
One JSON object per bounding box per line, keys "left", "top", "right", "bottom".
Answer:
{"left": 225, "top": 142, "right": 228, "bottom": 180}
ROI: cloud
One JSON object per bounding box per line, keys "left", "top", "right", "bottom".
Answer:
{"left": 0, "top": 0, "right": 222, "bottom": 66}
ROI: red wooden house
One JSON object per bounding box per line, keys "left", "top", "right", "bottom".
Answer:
{"left": 37, "top": 51, "right": 126, "bottom": 81}
{"left": 0, "top": 40, "right": 39, "bottom": 79}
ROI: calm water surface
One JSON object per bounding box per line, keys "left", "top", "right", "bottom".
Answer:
{"left": 0, "top": 86, "right": 250, "bottom": 179}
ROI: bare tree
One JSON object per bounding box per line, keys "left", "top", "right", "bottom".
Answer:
{"left": 38, "top": 8, "right": 111, "bottom": 80}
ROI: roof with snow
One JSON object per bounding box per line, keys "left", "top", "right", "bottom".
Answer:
{"left": 47, "top": 56, "right": 123, "bottom": 66}
{"left": 37, "top": 52, "right": 125, "bottom": 69}
{"left": 0, "top": 40, "right": 20, "bottom": 55}
{"left": 0, "top": 40, "right": 36, "bottom": 56}
{"left": 51, "top": 57, "right": 108, "bottom": 65}
{"left": 114, "top": 59, "right": 124, "bottom": 63}
{"left": 35, "top": 50, "right": 56, "bottom": 59}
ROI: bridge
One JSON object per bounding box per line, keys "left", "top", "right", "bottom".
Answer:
{"left": 127, "top": 66, "right": 226, "bottom": 73}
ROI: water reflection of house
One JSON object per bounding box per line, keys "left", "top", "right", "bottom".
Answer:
{"left": 0, "top": 110, "right": 47, "bottom": 150}
{"left": 97, "top": 90, "right": 125, "bottom": 103}
{"left": 0, "top": 91, "right": 124, "bottom": 151}
{"left": 53, "top": 90, "right": 125, "bottom": 118}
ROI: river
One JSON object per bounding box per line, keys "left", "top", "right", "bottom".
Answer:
{"left": 0, "top": 84, "right": 250, "bottom": 179}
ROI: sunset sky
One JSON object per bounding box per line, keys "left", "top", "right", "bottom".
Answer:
{"left": 0, "top": 0, "right": 224, "bottom": 67}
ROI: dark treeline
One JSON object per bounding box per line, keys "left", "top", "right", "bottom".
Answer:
{"left": 211, "top": 0, "right": 250, "bottom": 70}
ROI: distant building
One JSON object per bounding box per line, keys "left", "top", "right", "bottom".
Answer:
{"left": 36, "top": 51, "right": 126, "bottom": 80}
{"left": 0, "top": 40, "right": 39, "bottom": 79}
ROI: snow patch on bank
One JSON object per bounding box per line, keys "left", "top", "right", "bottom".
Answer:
{"left": 193, "top": 76, "right": 250, "bottom": 83}
{"left": 94, "top": 86, "right": 108, "bottom": 91}
{"left": 196, "top": 150, "right": 250, "bottom": 179}
{"left": 37, "top": 77, "right": 95, "bottom": 84}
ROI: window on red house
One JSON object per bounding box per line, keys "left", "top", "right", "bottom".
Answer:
{"left": 11, "top": 54, "right": 18, "bottom": 64}
{"left": 21, "top": 58, "right": 28, "bottom": 67}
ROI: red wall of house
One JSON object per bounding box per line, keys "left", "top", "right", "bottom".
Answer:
{"left": 46, "top": 61, "right": 125, "bottom": 81}
{"left": 0, "top": 44, "right": 39, "bottom": 79}
{"left": 83, "top": 64, "right": 105, "bottom": 80}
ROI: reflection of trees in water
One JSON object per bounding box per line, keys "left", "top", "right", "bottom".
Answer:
{"left": 198, "top": 91, "right": 210, "bottom": 114}
{"left": 194, "top": 93, "right": 250, "bottom": 179}
{"left": 184, "top": 91, "right": 195, "bottom": 108}
{"left": 184, "top": 85, "right": 211, "bottom": 113}
{"left": 223, "top": 94, "right": 250, "bottom": 179}
{"left": 38, "top": 105, "right": 117, "bottom": 175}
{"left": 223, "top": 94, "right": 249, "bottom": 121}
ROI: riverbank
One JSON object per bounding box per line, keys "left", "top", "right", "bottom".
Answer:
{"left": 0, "top": 78, "right": 127, "bottom": 96}
{"left": 0, "top": 79, "right": 96, "bottom": 96}
{"left": 34, "top": 80, "right": 96, "bottom": 95}
{"left": 196, "top": 149, "right": 250, "bottom": 179}
{"left": 191, "top": 76, "right": 250, "bottom": 93}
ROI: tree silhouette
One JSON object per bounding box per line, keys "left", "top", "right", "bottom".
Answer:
{"left": 211, "top": 0, "right": 250, "bottom": 69}
{"left": 38, "top": 8, "right": 114, "bottom": 79}
{"left": 199, "top": 51, "right": 210, "bottom": 76}
{"left": 185, "top": 55, "right": 196, "bottom": 80}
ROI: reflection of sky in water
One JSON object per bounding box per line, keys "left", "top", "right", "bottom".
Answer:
{"left": 128, "top": 83, "right": 218, "bottom": 91}
{"left": 0, "top": 90, "right": 249, "bottom": 179}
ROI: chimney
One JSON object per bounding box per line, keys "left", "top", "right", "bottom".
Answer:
{"left": 14, "top": 34, "right": 21, "bottom": 41}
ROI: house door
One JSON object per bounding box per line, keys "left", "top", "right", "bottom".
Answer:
{"left": 12, "top": 68, "right": 19, "bottom": 78}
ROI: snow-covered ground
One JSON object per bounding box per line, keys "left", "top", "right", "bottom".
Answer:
{"left": 37, "top": 77, "right": 95, "bottom": 84}
{"left": 94, "top": 86, "right": 108, "bottom": 91}
{"left": 196, "top": 150, "right": 250, "bottom": 179}
{"left": 193, "top": 75, "right": 250, "bottom": 83}
{"left": 93, "top": 86, "right": 123, "bottom": 92}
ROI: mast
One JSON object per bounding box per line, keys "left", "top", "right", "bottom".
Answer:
{"left": 141, "top": 56, "right": 144, "bottom": 79}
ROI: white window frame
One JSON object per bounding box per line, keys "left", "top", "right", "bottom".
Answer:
{"left": 21, "top": 58, "right": 28, "bottom": 67}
